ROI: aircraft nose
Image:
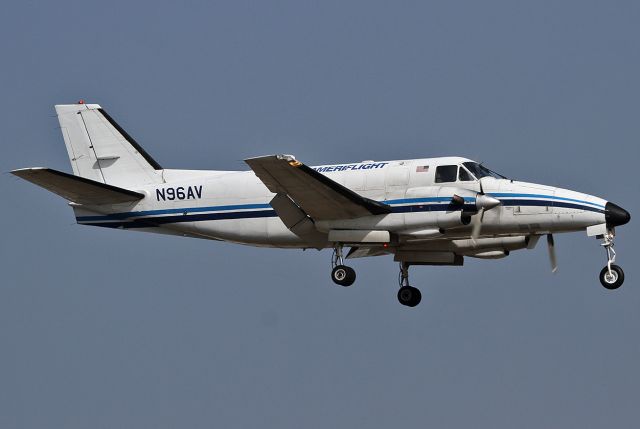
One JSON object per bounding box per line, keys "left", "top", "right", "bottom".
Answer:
{"left": 605, "top": 202, "right": 631, "bottom": 227}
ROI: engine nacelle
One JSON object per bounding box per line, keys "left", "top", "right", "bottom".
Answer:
{"left": 466, "top": 250, "right": 509, "bottom": 259}
{"left": 453, "top": 236, "right": 529, "bottom": 255}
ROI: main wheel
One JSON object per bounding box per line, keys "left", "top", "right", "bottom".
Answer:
{"left": 397, "top": 286, "right": 422, "bottom": 307}
{"left": 599, "top": 264, "right": 624, "bottom": 290}
{"left": 331, "top": 265, "right": 356, "bottom": 286}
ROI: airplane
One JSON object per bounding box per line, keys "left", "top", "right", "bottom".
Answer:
{"left": 12, "top": 102, "right": 631, "bottom": 307}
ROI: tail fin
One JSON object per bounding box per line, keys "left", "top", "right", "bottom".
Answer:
{"left": 56, "top": 103, "right": 163, "bottom": 188}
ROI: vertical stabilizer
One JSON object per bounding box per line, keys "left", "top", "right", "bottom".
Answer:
{"left": 55, "top": 103, "right": 163, "bottom": 187}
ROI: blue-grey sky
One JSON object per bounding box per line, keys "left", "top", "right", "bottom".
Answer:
{"left": 1, "top": 1, "right": 639, "bottom": 427}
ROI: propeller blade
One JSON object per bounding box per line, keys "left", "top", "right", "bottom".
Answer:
{"left": 470, "top": 178, "right": 501, "bottom": 242}
{"left": 547, "top": 234, "right": 558, "bottom": 273}
{"left": 471, "top": 207, "right": 485, "bottom": 240}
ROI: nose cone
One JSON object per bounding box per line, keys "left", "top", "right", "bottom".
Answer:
{"left": 605, "top": 202, "right": 631, "bottom": 227}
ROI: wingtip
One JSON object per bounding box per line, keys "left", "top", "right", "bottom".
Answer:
{"left": 244, "top": 154, "right": 297, "bottom": 162}
{"left": 276, "top": 154, "right": 297, "bottom": 162}
{"left": 11, "top": 167, "right": 48, "bottom": 177}
{"left": 54, "top": 103, "right": 102, "bottom": 109}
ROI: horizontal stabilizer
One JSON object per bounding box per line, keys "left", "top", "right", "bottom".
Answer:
{"left": 245, "top": 155, "right": 391, "bottom": 220}
{"left": 11, "top": 167, "right": 144, "bottom": 205}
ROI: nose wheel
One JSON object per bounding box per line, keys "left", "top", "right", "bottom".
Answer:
{"left": 397, "top": 262, "right": 422, "bottom": 307}
{"left": 599, "top": 230, "right": 624, "bottom": 290}
{"left": 330, "top": 245, "right": 356, "bottom": 286}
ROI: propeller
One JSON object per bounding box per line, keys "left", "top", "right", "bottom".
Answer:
{"left": 471, "top": 207, "right": 486, "bottom": 240}
{"left": 471, "top": 179, "right": 501, "bottom": 241}
{"left": 547, "top": 234, "right": 558, "bottom": 273}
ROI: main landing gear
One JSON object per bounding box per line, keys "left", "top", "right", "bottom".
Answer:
{"left": 599, "top": 230, "right": 625, "bottom": 290}
{"left": 329, "top": 246, "right": 422, "bottom": 307}
{"left": 397, "top": 262, "right": 422, "bottom": 307}
{"left": 330, "top": 245, "right": 356, "bottom": 287}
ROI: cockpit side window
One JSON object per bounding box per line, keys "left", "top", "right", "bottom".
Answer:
{"left": 458, "top": 166, "right": 474, "bottom": 181}
{"left": 462, "top": 162, "right": 507, "bottom": 180}
{"left": 435, "top": 165, "right": 458, "bottom": 183}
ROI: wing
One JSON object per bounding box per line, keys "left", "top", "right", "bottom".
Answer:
{"left": 12, "top": 167, "right": 144, "bottom": 205}
{"left": 245, "top": 155, "right": 391, "bottom": 220}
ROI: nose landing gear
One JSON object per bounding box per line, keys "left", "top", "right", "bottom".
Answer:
{"left": 330, "top": 245, "right": 356, "bottom": 286}
{"left": 599, "top": 230, "right": 624, "bottom": 290}
{"left": 397, "top": 262, "right": 422, "bottom": 307}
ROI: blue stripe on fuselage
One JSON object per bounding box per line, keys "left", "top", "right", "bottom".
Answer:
{"left": 80, "top": 209, "right": 278, "bottom": 229}
{"left": 490, "top": 193, "right": 604, "bottom": 209}
{"left": 384, "top": 196, "right": 476, "bottom": 204}
{"left": 76, "top": 193, "right": 604, "bottom": 228}
{"left": 75, "top": 203, "right": 273, "bottom": 222}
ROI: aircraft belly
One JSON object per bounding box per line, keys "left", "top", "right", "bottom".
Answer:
{"left": 316, "top": 213, "right": 406, "bottom": 232}
{"left": 194, "top": 218, "right": 269, "bottom": 245}
{"left": 403, "top": 212, "right": 438, "bottom": 230}
{"left": 192, "top": 216, "right": 312, "bottom": 247}
{"left": 266, "top": 217, "right": 312, "bottom": 246}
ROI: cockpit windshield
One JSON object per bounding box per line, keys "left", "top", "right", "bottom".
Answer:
{"left": 462, "top": 162, "right": 507, "bottom": 180}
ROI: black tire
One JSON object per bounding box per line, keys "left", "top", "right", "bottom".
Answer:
{"left": 331, "top": 265, "right": 356, "bottom": 286}
{"left": 599, "top": 264, "right": 624, "bottom": 290}
{"left": 397, "top": 286, "right": 422, "bottom": 307}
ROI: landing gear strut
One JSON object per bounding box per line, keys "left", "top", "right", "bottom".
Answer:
{"left": 599, "top": 230, "right": 624, "bottom": 290}
{"left": 330, "top": 244, "right": 356, "bottom": 286}
{"left": 397, "top": 262, "right": 422, "bottom": 307}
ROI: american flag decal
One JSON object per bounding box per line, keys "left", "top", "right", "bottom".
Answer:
{"left": 416, "top": 165, "right": 429, "bottom": 172}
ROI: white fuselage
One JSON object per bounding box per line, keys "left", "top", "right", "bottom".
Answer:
{"left": 73, "top": 156, "right": 608, "bottom": 251}
{"left": 16, "top": 103, "right": 630, "bottom": 302}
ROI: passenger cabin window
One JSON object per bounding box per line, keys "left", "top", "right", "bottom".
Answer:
{"left": 458, "top": 166, "right": 474, "bottom": 181}
{"left": 435, "top": 165, "right": 458, "bottom": 183}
